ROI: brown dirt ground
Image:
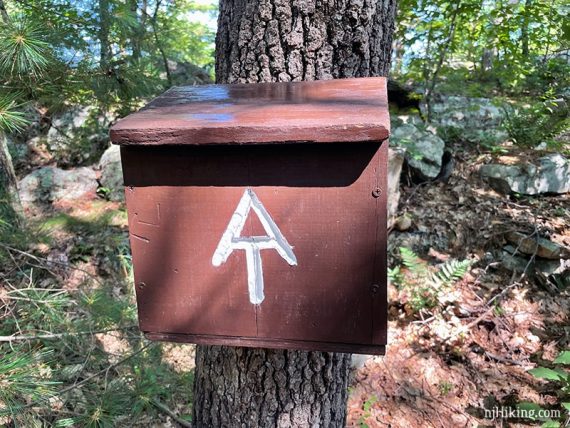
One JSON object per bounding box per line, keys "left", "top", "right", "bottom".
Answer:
{"left": 346, "top": 146, "right": 570, "bottom": 428}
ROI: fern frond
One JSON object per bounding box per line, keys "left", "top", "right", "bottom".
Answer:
{"left": 433, "top": 259, "right": 471, "bottom": 286}
{"left": 399, "top": 247, "right": 425, "bottom": 275}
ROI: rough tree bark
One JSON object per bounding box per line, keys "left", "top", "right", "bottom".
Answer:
{"left": 193, "top": 1, "right": 396, "bottom": 426}
{"left": 0, "top": 2, "right": 22, "bottom": 222}
{"left": 0, "top": 133, "right": 22, "bottom": 222}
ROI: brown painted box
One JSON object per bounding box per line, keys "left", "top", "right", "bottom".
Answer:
{"left": 110, "top": 77, "right": 390, "bottom": 355}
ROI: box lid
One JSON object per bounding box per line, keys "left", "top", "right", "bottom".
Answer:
{"left": 110, "top": 77, "right": 389, "bottom": 146}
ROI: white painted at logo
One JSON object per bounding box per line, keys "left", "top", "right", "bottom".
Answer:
{"left": 212, "top": 188, "right": 297, "bottom": 305}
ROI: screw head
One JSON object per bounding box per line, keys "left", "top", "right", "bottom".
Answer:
{"left": 138, "top": 282, "right": 146, "bottom": 290}
{"left": 372, "top": 187, "right": 382, "bottom": 198}
{"left": 371, "top": 284, "right": 380, "bottom": 294}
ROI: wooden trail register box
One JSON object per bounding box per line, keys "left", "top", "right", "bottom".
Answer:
{"left": 110, "top": 77, "right": 390, "bottom": 355}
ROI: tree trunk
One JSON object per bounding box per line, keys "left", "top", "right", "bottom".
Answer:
{"left": 215, "top": 0, "right": 395, "bottom": 84}
{"left": 0, "top": 133, "right": 22, "bottom": 223}
{"left": 0, "top": 4, "right": 21, "bottom": 223}
{"left": 129, "top": 0, "right": 142, "bottom": 60}
{"left": 0, "top": 0, "right": 9, "bottom": 24}
{"left": 193, "top": 1, "right": 396, "bottom": 426}
{"left": 99, "top": 0, "right": 111, "bottom": 69}
{"left": 521, "top": 0, "right": 531, "bottom": 57}
{"left": 150, "top": 1, "right": 172, "bottom": 86}
{"left": 423, "top": 1, "right": 461, "bottom": 122}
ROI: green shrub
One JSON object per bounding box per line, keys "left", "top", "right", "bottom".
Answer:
{"left": 517, "top": 351, "right": 570, "bottom": 427}
{"left": 503, "top": 95, "right": 570, "bottom": 148}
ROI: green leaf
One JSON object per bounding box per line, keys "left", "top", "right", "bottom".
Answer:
{"left": 517, "top": 402, "right": 543, "bottom": 420}
{"left": 540, "top": 421, "right": 560, "bottom": 428}
{"left": 554, "top": 351, "right": 570, "bottom": 365}
{"left": 561, "top": 402, "right": 570, "bottom": 411}
{"left": 553, "top": 368, "right": 569, "bottom": 381}
{"left": 529, "top": 367, "right": 566, "bottom": 381}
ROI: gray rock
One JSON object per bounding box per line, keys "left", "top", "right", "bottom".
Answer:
{"left": 549, "top": 260, "right": 570, "bottom": 289}
{"left": 501, "top": 252, "right": 562, "bottom": 275}
{"left": 388, "top": 147, "right": 405, "bottom": 229}
{"left": 390, "top": 114, "right": 424, "bottom": 129}
{"left": 505, "top": 231, "right": 570, "bottom": 260}
{"left": 18, "top": 166, "right": 97, "bottom": 205}
{"left": 168, "top": 60, "right": 213, "bottom": 86}
{"left": 427, "top": 96, "right": 504, "bottom": 128}
{"left": 480, "top": 153, "right": 570, "bottom": 195}
{"left": 351, "top": 354, "right": 374, "bottom": 369}
{"left": 46, "top": 106, "right": 110, "bottom": 162}
{"left": 98, "top": 144, "right": 124, "bottom": 201}
{"left": 391, "top": 123, "right": 445, "bottom": 180}
{"left": 47, "top": 106, "right": 91, "bottom": 151}
{"left": 426, "top": 96, "right": 507, "bottom": 144}
{"left": 6, "top": 134, "right": 29, "bottom": 167}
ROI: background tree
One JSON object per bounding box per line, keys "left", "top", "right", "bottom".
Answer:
{"left": 191, "top": 1, "right": 396, "bottom": 426}
{"left": 395, "top": 0, "right": 570, "bottom": 100}
{"left": 0, "top": 0, "right": 215, "bottom": 216}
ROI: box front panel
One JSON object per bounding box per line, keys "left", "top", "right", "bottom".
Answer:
{"left": 122, "top": 142, "right": 387, "bottom": 352}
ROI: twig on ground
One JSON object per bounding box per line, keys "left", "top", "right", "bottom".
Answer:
{"left": 0, "top": 242, "right": 105, "bottom": 287}
{"left": 150, "top": 399, "right": 192, "bottom": 428}
{"left": 56, "top": 342, "right": 153, "bottom": 397}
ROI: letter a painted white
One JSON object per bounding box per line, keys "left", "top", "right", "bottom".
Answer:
{"left": 212, "top": 188, "right": 297, "bottom": 305}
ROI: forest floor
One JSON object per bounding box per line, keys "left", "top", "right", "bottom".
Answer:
{"left": 347, "top": 143, "right": 570, "bottom": 427}
{"left": 1, "top": 141, "right": 569, "bottom": 427}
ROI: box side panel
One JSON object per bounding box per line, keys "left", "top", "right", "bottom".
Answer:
{"left": 372, "top": 141, "right": 389, "bottom": 345}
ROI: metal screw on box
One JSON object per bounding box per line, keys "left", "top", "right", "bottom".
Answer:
{"left": 110, "top": 77, "right": 390, "bottom": 355}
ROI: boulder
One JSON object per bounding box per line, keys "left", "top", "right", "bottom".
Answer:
{"left": 388, "top": 147, "right": 405, "bottom": 229}
{"left": 5, "top": 134, "right": 29, "bottom": 168}
{"left": 505, "top": 231, "right": 570, "bottom": 260}
{"left": 98, "top": 144, "right": 124, "bottom": 201}
{"left": 390, "top": 123, "right": 445, "bottom": 180}
{"left": 391, "top": 114, "right": 424, "bottom": 128}
{"left": 426, "top": 96, "right": 507, "bottom": 144}
{"left": 18, "top": 166, "right": 97, "bottom": 205}
{"left": 427, "top": 95, "right": 504, "bottom": 127}
{"left": 501, "top": 251, "right": 562, "bottom": 275}
{"left": 480, "top": 153, "right": 570, "bottom": 195}
{"left": 168, "top": 60, "right": 213, "bottom": 86}
{"left": 46, "top": 106, "right": 110, "bottom": 163}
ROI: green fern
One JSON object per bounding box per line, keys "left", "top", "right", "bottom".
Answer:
{"left": 432, "top": 259, "right": 471, "bottom": 287}
{"left": 399, "top": 247, "right": 425, "bottom": 276}
{"left": 393, "top": 247, "right": 471, "bottom": 313}
{"left": 388, "top": 266, "right": 403, "bottom": 285}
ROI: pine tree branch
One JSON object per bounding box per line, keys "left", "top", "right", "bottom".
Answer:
{"left": 0, "top": 326, "right": 138, "bottom": 342}
{"left": 54, "top": 342, "right": 153, "bottom": 397}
